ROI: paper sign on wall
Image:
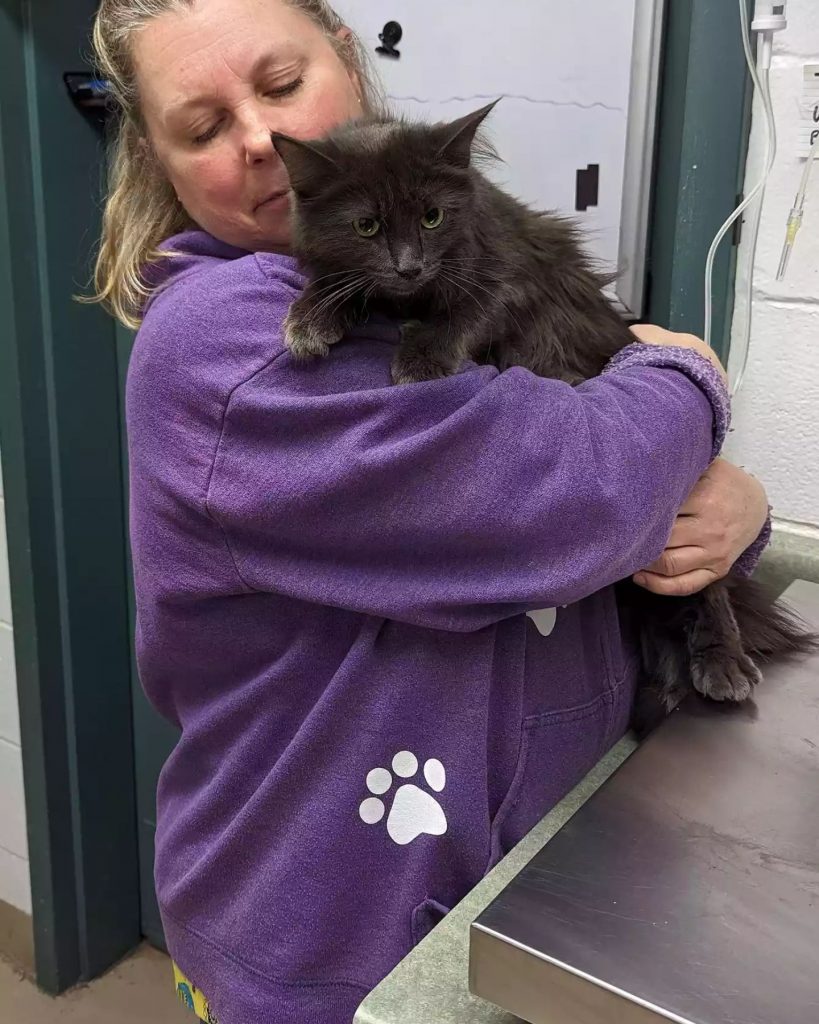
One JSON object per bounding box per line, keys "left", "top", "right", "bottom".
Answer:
{"left": 800, "top": 64, "right": 819, "bottom": 158}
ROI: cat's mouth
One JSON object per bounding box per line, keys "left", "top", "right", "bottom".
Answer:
{"left": 382, "top": 275, "right": 430, "bottom": 297}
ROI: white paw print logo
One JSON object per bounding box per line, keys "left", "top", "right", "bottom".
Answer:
{"left": 526, "top": 607, "right": 558, "bottom": 636}
{"left": 359, "top": 751, "right": 447, "bottom": 846}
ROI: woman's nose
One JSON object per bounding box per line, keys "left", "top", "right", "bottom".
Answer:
{"left": 244, "top": 124, "right": 277, "bottom": 166}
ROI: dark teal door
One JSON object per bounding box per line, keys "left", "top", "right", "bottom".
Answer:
{"left": 115, "top": 323, "right": 180, "bottom": 951}
{"left": 0, "top": 0, "right": 141, "bottom": 990}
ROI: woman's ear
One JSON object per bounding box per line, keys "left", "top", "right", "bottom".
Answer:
{"left": 138, "top": 136, "right": 180, "bottom": 201}
{"left": 335, "top": 26, "right": 363, "bottom": 105}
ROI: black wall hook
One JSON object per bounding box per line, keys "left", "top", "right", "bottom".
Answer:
{"left": 376, "top": 21, "right": 402, "bottom": 59}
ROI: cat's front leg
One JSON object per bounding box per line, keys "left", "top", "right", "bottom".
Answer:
{"left": 284, "top": 287, "right": 351, "bottom": 361}
{"left": 688, "top": 582, "right": 762, "bottom": 702}
{"left": 391, "top": 318, "right": 473, "bottom": 386}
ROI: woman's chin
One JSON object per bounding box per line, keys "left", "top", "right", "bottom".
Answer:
{"left": 244, "top": 221, "right": 293, "bottom": 254}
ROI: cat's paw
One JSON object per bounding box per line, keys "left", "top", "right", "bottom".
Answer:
{"left": 692, "top": 652, "right": 762, "bottom": 703}
{"left": 391, "top": 352, "right": 454, "bottom": 386}
{"left": 284, "top": 311, "right": 335, "bottom": 361}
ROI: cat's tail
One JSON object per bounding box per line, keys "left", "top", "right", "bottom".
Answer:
{"left": 727, "top": 576, "right": 819, "bottom": 662}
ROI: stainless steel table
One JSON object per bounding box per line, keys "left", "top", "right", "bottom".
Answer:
{"left": 471, "top": 580, "right": 819, "bottom": 1024}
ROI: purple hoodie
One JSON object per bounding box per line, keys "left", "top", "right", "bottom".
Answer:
{"left": 127, "top": 229, "right": 747, "bottom": 1024}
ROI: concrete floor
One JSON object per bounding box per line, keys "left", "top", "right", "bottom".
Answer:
{"left": 0, "top": 944, "right": 192, "bottom": 1023}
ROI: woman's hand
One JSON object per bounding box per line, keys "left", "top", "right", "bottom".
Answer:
{"left": 633, "top": 459, "right": 769, "bottom": 596}
{"left": 629, "top": 323, "right": 728, "bottom": 385}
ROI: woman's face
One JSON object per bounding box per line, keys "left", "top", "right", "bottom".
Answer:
{"left": 133, "top": 0, "right": 362, "bottom": 251}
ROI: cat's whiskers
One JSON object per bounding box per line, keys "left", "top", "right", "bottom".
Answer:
{"left": 361, "top": 280, "right": 377, "bottom": 316}
{"left": 439, "top": 271, "right": 495, "bottom": 359}
{"left": 438, "top": 271, "right": 489, "bottom": 317}
{"left": 303, "top": 275, "right": 369, "bottom": 324}
{"left": 303, "top": 272, "right": 368, "bottom": 311}
{"left": 440, "top": 255, "right": 508, "bottom": 265}
{"left": 441, "top": 265, "right": 536, "bottom": 339}
{"left": 440, "top": 258, "right": 543, "bottom": 292}
{"left": 439, "top": 256, "right": 543, "bottom": 290}
{"left": 306, "top": 271, "right": 370, "bottom": 301}
{"left": 309, "top": 280, "right": 368, "bottom": 323}
{"left": 435, "top": 279, "right": 453, "bottom": 351}
{"left": 439, "top": 255, "right": 509, "bottom": 263}
{"left": 308, "top": 269, "right": 369, "bottom": 289}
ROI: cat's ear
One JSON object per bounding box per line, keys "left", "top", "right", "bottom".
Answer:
{"left": 435, "top": 100, "right": 499, "bottom": 169}
{"left": 271, "top": 133, "right": 341, "bottom": 197}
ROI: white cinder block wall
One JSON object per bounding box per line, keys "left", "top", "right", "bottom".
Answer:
{"left": 0, "top": 455, "right": 31, "bottom": 914}
{"left": 725, "top": 3, "right": 819, "bottom": 539}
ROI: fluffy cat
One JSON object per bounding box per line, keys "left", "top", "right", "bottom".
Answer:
{"left": 271, "top": 104, "right": 816, "bottom": 725}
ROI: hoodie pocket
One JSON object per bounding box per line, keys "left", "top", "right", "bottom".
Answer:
{"left": 487, "top": 690, "right": 618, "bottom": 868}
{"left": 411, "top": 897, "right": 451, "bottom": 947}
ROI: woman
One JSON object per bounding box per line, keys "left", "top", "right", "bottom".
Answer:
{"left": 90, "top": 2, "right": 770, "bottom": 1022}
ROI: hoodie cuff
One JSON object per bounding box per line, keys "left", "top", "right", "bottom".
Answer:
{"left": 732, "top": 510, "right": 773, "bottom": 578}
{"left": 603, "top": 343, "right": 730, "bottom": 460}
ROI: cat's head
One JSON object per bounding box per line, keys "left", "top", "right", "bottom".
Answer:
{"left": 271, "top": 103, "right": 498, "bottom": 298}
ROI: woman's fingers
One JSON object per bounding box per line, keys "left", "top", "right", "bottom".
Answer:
{"left": 642, "top": 545, "right": 710, "bottom": 578}
{"left": 664, "top": 515, "right": 703, "bottom": 549}
{"left": 633, "top": 567, "right": 720, "bottom": 596}
{"left": 635, "top": 459, "right": 770, "bottom": 597}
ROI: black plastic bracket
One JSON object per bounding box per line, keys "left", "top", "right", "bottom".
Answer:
{"left": 575, "top": 163, "right": 599, "bottom": 212}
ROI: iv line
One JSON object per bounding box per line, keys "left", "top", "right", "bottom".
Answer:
{"left": 703, "top": 0, "right": 778, "bottom": 398}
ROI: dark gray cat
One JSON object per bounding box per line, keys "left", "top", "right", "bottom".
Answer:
{"left": 271, "top": 104, "right": 815, "bottom": 728}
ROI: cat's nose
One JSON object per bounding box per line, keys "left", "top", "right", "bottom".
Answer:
{"left": 395, "top": 252, "right": 424, "bottom": 279}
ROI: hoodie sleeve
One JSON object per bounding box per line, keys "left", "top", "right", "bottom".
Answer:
{"left": 733, "top": 512, "right": 772, "bottom": 577}
{"left": 203, "top": 289, "right": 730, "bottom": 630}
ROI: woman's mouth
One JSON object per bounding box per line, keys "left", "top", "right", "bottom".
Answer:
{"left": 255, "top": 190, "right": 290, "bottom": 211}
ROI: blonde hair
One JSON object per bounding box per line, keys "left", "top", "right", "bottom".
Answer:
{"left": 86, "top": 0, "right": 383, "bottom": 328}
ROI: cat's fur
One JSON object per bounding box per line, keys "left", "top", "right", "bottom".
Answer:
{"left": 271, "top": 104, "right": 817, "bottom": 725}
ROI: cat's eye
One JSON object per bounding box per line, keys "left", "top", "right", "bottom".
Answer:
{"left": 421, "top": 208, "right": 445, "bottom": 229}
{"left": 353, "top": 217, "right": 380, "bottom": 238}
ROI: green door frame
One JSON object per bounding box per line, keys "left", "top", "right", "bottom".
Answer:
{"left": 0, "top": 0, "right": 752, "bottom": 997}
{"left": 646, "top": 0, "right": 754, "bottom": 362}
{"left": 0, "top": 0, "right": 139, "bottom": 994}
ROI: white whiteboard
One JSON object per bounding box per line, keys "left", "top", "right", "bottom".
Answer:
{"left": 333, "top": 0, "right": 664, "bottom": 316}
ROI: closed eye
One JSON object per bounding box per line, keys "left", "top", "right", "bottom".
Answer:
{"left": 265, "top": 76, "right": 304, "bottom": 100}
{"left": 193, "top": 121, "right": 223, "bottom": 145}
{"left": 192, "top": 77, "right": 305, "bottom": 145}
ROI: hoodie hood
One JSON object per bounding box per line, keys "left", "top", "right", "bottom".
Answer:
{"left": 142, "top": 229, "right": 301, "bottom": 315}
